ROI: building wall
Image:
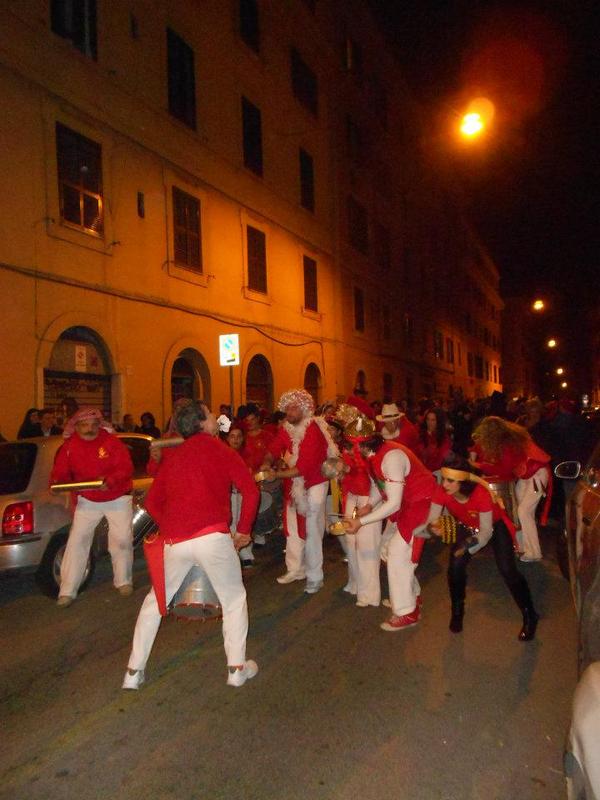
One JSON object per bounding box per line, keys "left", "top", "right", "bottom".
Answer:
{"left": 0, "top": 1, "right": 503, "bottom": 437}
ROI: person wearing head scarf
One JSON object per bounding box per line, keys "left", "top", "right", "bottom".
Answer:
{"left": 421, "top": 456, "right": 539, "bottom": 641}
{"left": 344, "top": 428, "right": 436, "bottom": 631}
{"left": 331, "top": 410, "right": 383, "bottom": 608}
{"left": 260, "top": 389, "right": 338, "bottom": 594}
{"left": 49, "top": 407, "right": 133, "bottom": 607}
{"left": 17, "top": 407, "right": 42, "bottom": 439}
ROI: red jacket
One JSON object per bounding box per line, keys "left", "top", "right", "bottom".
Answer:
{"left": 269, "top": 420, "right": 328, "bottom": 489}
{"left": 50, "top": 429, "right": 133, "bottom": 502}
{"left": 145, "top": 432, "right": 259, "bottom": 539}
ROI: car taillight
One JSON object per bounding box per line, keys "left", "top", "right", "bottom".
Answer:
{"left": 2, "top": 502, "right": 34, "bottom": 536}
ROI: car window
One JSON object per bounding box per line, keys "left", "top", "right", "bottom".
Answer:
{"left": 120, "top": 437, "right": 151, "bottom": 479}
{"left": 0, "top": 443, "right": 38, "bottom": 494}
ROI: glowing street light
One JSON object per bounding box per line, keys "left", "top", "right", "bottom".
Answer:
{"left": 460, "top": 112, "right": 484, "bottom": 137}
{"left": 547, "top": 338, "right": 557, "bottom": 348}
{"left": 532, "top": 299, "right": 545, "bottom": 312}
{"left": 458, "top": 97, "right": 495, "bottom": 140}
{"left": 561, "top": 381, "right": 568, "bottom": 389}
{"left": 556, "top": 367, "right": 564, "bottom": 375}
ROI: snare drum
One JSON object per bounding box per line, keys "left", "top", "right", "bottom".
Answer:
{"left": 171, "top": 565, "right": 222, "bottom": 621}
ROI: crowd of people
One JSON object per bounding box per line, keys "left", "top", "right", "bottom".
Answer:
{"left": 28, "top": 384, "right": 598, "bottom": 693}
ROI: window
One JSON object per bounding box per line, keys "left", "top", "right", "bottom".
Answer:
{"left": 382, "top": 304, "right": 391, "bottom": 340}
{"left": 434, "top": 331, "right": 444, "bottom": 360}
{"left": 485, "top": 360, "right": 490, "bottom": 381}
{"left": 354, "top": 287, "right": 365, "bottom": 331}
{"left": 475, "top": 355, "right": 484, "bottom": 379}
{"left": 347, "top": 196, "right": 368, "bottom": 254}
{"left": 240, "top": 0, "right": 260, "bottom": 52}
{"left": 467, "top": 352, "right": 474, "bottom": 378}
{"left": 383, "top": 372, "right": 393, "bottom": 400}
{"left": 137, "top": 191, "right": 145, "bottom": 218}
{"left": 247, "top": 225, "right": 267, "bottom": 293}
{"left": 493, "top": 364, "right": 498, "bottom": 383}
{"left": 56, "top": 122, "right": 103, "bottom": 235}
{"left": 404, "top": 314, "right": 414, "bottom": 347}
{"left": 242, "top": 97, "right": 263, "bottom": 176}
{"left": 291, "top": 48, "right": 318, "bottom": 116}
{"left": 344, "top": 37, "right": 363, "bottom": 78}
{"left": 51, "top": 0, "right": 97, "bottom": 59}
{"left": 167, "top": 29, "right": 196, "bottom": 129}
{"left": 303, "top": 255, "right": 318, "bottom": 311}
{"left": 173, "top": 187, "right": 201, "bottom": 271}
{"left": 373, "top": 223, "right": 391, "bottom": 271}
{"left": 446, "top": 338, "right": 454, "bottom": 364}
{"left": 299, "top": 148, "right": 315, "bottom": 212}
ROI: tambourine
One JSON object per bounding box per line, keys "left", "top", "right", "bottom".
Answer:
{"left": 436, "top": 515, "right": 479, "bottom": 546}
{"left": 328, "top": 520, "right": 350, "bottom": 536}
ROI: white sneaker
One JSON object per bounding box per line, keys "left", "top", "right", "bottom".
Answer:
{"left": 276, "top": 572, "right": 305, "bottom": 584}
{"left": 227, "top": 660, "right": 258, "bottom": 687}
{"left": 122, "top": 669, "right": 145, "bottom": 690}
{"left": 304, "top": 580, "right": 324, "bottom": 594}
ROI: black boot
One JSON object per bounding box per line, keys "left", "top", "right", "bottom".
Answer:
{"left": 449, "top": 603, "right": 464, "bottom": 634}
{"left": 518, "top": 608, "right": 539, "bottom": 641}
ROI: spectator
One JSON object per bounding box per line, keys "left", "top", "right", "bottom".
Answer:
{"left": 136, "top": 412, "right": 161, "bottom": 439}
{"left": 416, "top": 407, "right": 452, "bottom": 475}
{"left": 39, "top": 408, "right": 63, "bottom": 437}
{"left": 17, "top": 407, "right": 42, "bottom": 439}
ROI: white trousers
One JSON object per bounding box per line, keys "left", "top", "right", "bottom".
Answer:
{"left": 284, "top": 482, "right": 328, "bottom": 582}
{"left": 386, "top": 523, "right": 420, "bottom": 616}
{"left": 516, "top": 467, "right": 548, "bottom": 560}
{"left": 60, "top": 495, "right": 133, "bottom": 597}
{"left": 128, "top": 532, "right": 248, "bottom": 670}
{"left": 341, "top": 493, "right": 382, "bottom": 605}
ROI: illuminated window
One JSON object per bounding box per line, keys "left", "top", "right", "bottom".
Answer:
{"left": 56, "top": 123, "right": 103, "bottom": 235}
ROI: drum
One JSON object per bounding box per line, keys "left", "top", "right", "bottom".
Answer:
{"left": 171, "top": 565, "right": 222, "bottom": 621}
{"left": 258, "top": 489, "right": 273, "bottom": 514}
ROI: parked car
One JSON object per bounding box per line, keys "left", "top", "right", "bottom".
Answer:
{"left": 555, "top": 440, "right": 600, "bottom": 799}
{"left": 0, "top": 433, "right": 157, "bottom": 597}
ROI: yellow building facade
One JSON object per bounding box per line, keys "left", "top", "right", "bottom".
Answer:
{"left": 0, "top": 1, "right": 502, "bottom": 436}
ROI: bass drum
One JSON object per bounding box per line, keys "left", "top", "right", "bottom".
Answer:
{"left": 171, "top": 564, "right": 222, "bottom": 621}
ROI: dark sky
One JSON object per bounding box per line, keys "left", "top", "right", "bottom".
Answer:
{"left": 370, "top": 0, "right": 599, "bottom": 305}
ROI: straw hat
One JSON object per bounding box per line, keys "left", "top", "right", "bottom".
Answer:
{"left": 375, "top": 403, "right": 402, "bottom": 423}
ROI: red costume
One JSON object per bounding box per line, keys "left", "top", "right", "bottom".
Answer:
{"left": 416, "top": 432, "right": 452, "bottom": 472}
{"left": 241, "top": 428, "right": 274, "bottom": 472}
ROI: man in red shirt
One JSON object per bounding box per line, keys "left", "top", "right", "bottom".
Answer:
{"left": 122, "top": 401, "right": 260, "bottom": 690}
{"left": 376, "top": 403, "right": 420, "bottom": 453}
{"left": 261, "top": 389, "right": 338, "bottom": 594}
{"left": 50, "top": 408, "right": 134, "bottom": 608}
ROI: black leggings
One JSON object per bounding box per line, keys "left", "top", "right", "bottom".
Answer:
{"left": 448, "top": 521, "right": 534, "bottom": 612}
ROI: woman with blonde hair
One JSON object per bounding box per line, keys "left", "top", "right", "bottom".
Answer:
{"left": 470, "top": 416, "right": 551, "bottom": 562}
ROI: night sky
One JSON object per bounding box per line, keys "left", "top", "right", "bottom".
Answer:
{"left": 370, "top": 0, "right": 599, "bottom": 306}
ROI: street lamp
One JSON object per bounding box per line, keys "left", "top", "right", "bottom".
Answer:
{"left": 457, "top": 97, "right": 495, "bottom": 140}
{"left": 556, "top": 367, "right": 564, "bottom": 375}
{"left": 561, "top": 381, "right": 568, "bottom": 389}
{"left": 532, "top": 299, "right": 545, "bottom": 312}
{"left": 547, "top": 338, "right": 557, "bottom": 348}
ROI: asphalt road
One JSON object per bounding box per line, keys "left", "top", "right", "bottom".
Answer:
{"left": 0, "top": 527, "right": 576, "bottom": 800}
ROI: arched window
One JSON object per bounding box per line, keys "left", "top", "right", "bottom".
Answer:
{"left": 246, "top": 355, "right": 273, "bottom": 410}
{"left": 304, "top": 362, "right": 321, "bottom": 406}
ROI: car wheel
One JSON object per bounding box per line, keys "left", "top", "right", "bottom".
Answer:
{"left": 556, "top": 527, "right": 570, "bottom": 582}
{"left": 35, "top": 530, "right": 96, "bottom": 598}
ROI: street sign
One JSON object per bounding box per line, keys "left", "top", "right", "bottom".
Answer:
{"left": 219, "top": 333, "right": 240, "bottom": 366}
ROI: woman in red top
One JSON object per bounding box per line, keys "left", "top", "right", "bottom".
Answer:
{"left": 416, "top": 407, "right": 452, "bottom": 474}
{"left": 424, "top": 456, "right": 538, "bottom": 640}
{"left": 470, "top": 416, "right": 551, "bottom": 562}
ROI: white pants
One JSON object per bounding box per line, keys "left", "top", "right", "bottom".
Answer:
{"left": 231, "top": 490, "right": 253, "bottom": 562}
{"left": 127, "top": 532, "right": 248, "bottom": 670}
{"left": 60, "top": 495, "right": 133, "bottom": 597}
{"left": 341, "top": 493, "right": 382, "bottom": 605}
{"left": 516, "top": 467, "right": 548, "bottom": 560}
{"left": 284, "top": 482, "right": 328, "bottom": 582}
{"left": 386, "top": 523, "right": 420, "bottom": 616}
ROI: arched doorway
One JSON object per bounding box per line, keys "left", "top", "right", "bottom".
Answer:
{"left": 170, "top": 348, "right": 211, "bottom": 406}
{"left": 354, "top": 369, "right": 367, "bottom": 397}
{"left": 245, "top": 354, "right": 273, "bottom": 410}
{"left": 304, "top": 362, "right": 321, "bottom": 406}
{"left": 44, "top": 327, "right": 112, "bottom": 423}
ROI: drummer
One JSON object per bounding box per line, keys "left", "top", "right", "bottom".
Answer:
{"left": 50, "top": 407, "right": 134, "bottom": 607}
{"left": 122, "top": 401, "right": 260, "bottom": 690}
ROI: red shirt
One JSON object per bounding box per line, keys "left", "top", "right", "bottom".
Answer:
{"left": 50, "top": 429, "right": 133, "bottom": 502}
{"left": 241, "top": 428, "right": 274, "bottom": 472}
{"left": 432, "top": 483, "right": 516, "bottom": 538}
{"left": 416, "top": 432, "right": 452, "bottom": 471}
{"left": 145, "top": 432, "right": 259, "bottom": 538}
{"left": 472, "top": 441, "right": 550, "bottom": 481}
{"left": 340, "top": 448, "right": 371, "bottom": 496}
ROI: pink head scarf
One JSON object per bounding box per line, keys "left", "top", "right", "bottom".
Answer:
{"left": 63, "top": 407, "right": 114, "bottom": 438}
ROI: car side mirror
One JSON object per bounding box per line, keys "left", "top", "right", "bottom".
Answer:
{"left": 554, "top": 461, "right": 581, "bottom": 480}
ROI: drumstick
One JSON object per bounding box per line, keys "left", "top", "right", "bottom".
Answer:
{"left": 150, "top": 437, "right": 185, "bottom": 449}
